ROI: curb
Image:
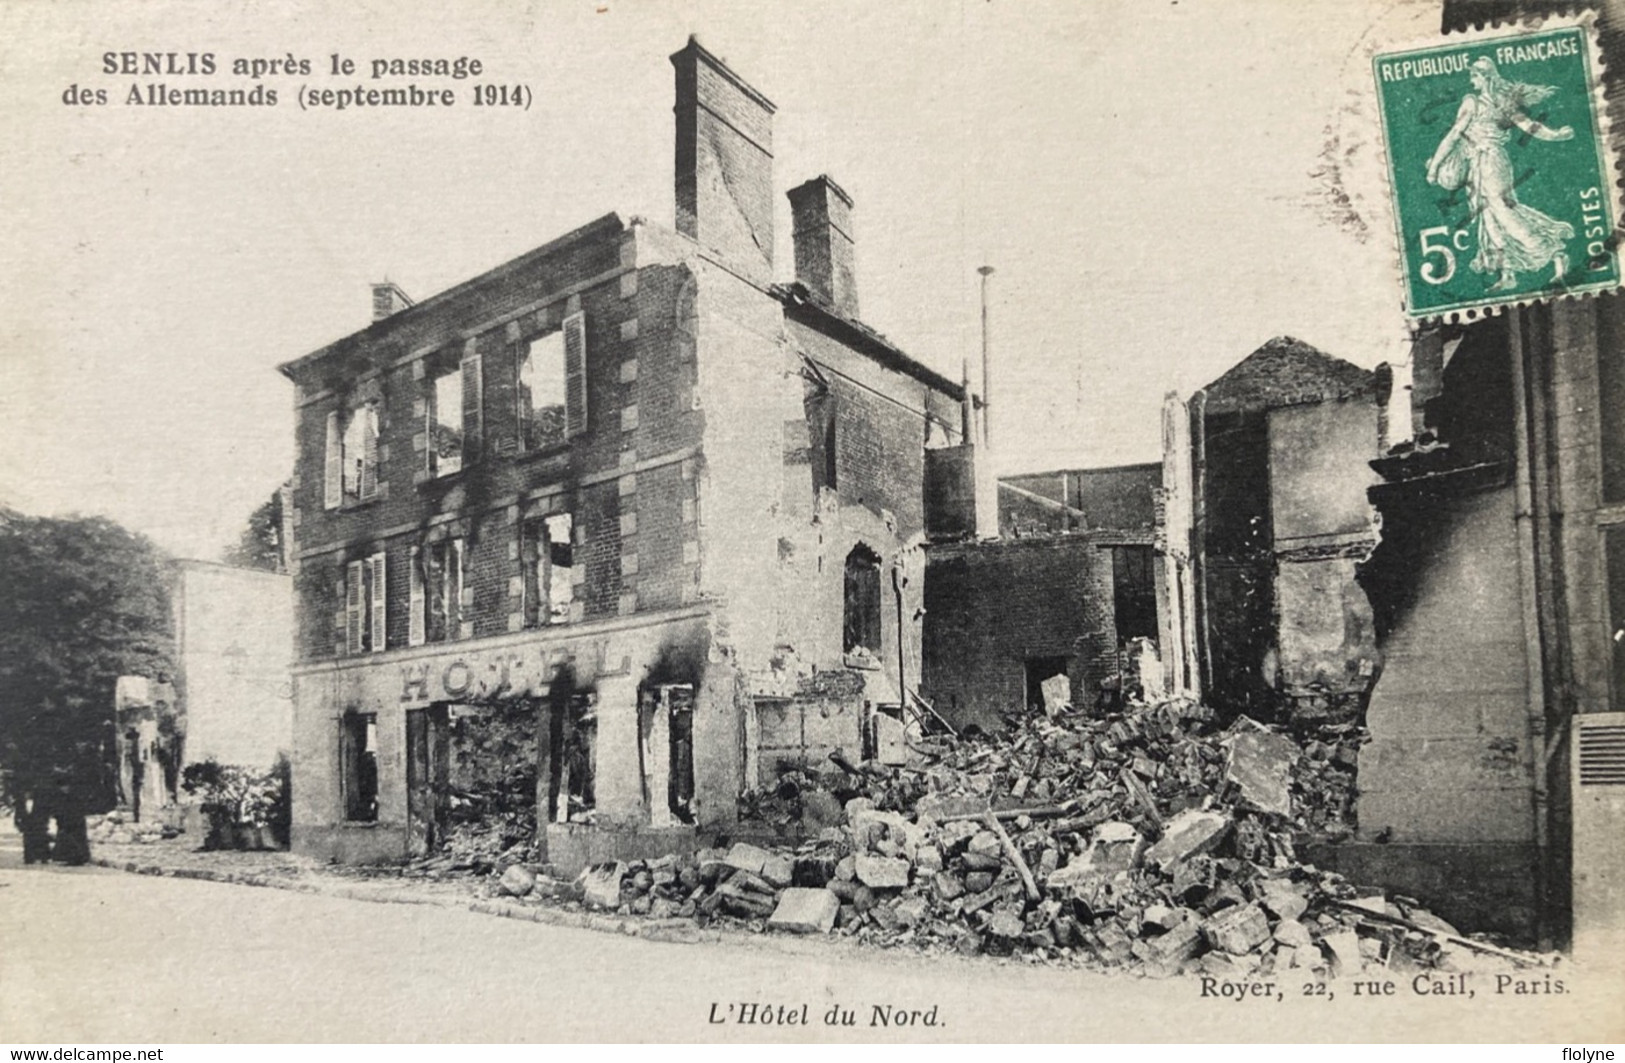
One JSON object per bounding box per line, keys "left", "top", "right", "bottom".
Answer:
{"left": 91, "top": 856, "right": 725, "bottom": 946}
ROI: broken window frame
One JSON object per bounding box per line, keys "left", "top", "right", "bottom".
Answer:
{"left": 1108, "top": 544, "right": 1159, "bottom": 643}
{"left": 424, "top": 344, "right": 482, "bottom": 478}
{"left": 340, "top": 401, "right": 381, "bottom": 502}
{"left": 517, "top": 329, "right": 569, "bottom": 452}
{"left": 339, "top": 711, "right": 379, "bottom": 823}
{"left": 520, "top": 513, "right": 576, "bottom": 628}
{"left": 419, "top": 538, "right": 464, "bottom": 644}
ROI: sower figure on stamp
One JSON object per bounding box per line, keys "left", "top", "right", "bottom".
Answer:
{"left": 1427, "top": 55, "right": 1575, "bottom": 291}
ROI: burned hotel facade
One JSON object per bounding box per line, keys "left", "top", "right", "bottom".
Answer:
{"left": 278, "top": 40, "right": 966, "bottom": 871}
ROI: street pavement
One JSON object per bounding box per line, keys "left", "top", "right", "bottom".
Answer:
{"left": 0, "top": 828, "right": 1611, "bottom": 1042}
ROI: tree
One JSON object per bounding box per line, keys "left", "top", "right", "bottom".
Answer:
{"left": 0, "top": 512, "right": 175, "bottom": 807}
{"left": 222, "top": 486, "right": 286, "bottom": 573}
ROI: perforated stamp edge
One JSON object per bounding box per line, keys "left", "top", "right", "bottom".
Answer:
{"left": 1368, "top": 9, "right": 1624, "bottom": 325}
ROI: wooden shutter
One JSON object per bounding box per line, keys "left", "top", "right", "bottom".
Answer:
{"left": 345, "top": 560, "right": 364, "bottom": 655}
{"left": 324, "top": 410, "right": 342, "bottom": 509}
{"left": 461, "top": 349, "right": 483, "bottom": 465}
{"left": 368, "top": 552, "right": 387, "bottom": 652}
{"left": 408, "top": 546, "right": 426, "bottom": 647}
{"left": 360, "top": 405, "right": 380, "bottom": 500}
{"left": 563, "top": 312, "right": 587, "bottom": 438}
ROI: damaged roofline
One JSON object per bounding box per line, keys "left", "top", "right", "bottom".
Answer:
{"left": 774, "top": 282, "right": 963, "bottom": 400}
{"left": 998, "top": 480, "right": 1087, "bottom": 517}
{"left": 1007, "top": 460, "right": 1163, "bottom": 480}
{"left": 276, "top": 212, "right": 628, "bottom": 379}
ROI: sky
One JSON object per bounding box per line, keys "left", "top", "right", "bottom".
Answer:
{"left": 0, "top": 0, "right": 1439, "bottom": 560}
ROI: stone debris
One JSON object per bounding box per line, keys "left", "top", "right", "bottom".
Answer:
{"left": 497, "top": 864, "right": 536, "bottom": 898}
{"left": 579, "top": 861, "right": 626, "bottom": 910}
{"left": 1223, "top": 726, "right": 1299, "bottom": 816}
{"left": 767, "top": 887, "right": 840, "bottom": 934}
{"left": 440, "top": 695, "right": 1546, "bottom": 977}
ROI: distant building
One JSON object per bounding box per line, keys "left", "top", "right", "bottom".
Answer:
{"left": 171, "top": 560, "right": 293, "bottom": 769}
{"left": 113, "top": 561, "right": 292, "bottom": 819}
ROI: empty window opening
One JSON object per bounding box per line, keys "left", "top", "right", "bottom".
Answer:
{"left": 423, "top": 538, "right": 463, "bottom": 644}
{"left": 522, "top": 514, "right": 575, "bottom": 628}
{"left": 1110, "top": 545, "right": 1158, "bottom": 642}
{"left": 340, "top": 711, "right": 379, "bottom": 822}
{"left": 805, "top": 390, "right": 836, "bottom": 492}
{"left": 430, "top": 363, "right": 464, "bottom": 476}
{"left": 1025, "top": 657, "right": 1070, "bottom": 714}
{"left": 519, "top": 331, "right": 568, "bottom": 451}
{"left": 843, "top": 545, "right": 882, "bottom": 654}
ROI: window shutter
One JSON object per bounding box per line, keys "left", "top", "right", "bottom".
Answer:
{"left": 461, "top": 350, "right": 483, "bottom": 465}
{"left": 408, "top": 546, "right": 426, "bottom": 647}
{"left": 324, "top": 410, "right": 342, "bottom": 509}
{"left": 345, "top": 560, "right": 364, "bottom": 655}
{"left": 360, "top": 405, "right": 380, "bottom": 500}
{"left": 563, "top": 312, "right": 587, "bottom": 438}
{"left": 369, "top": 552, "right": 387, "bottom": 652}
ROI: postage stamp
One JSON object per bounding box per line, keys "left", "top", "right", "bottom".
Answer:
{"left": 1373, "top": 19, "right": 1620, "bottom": 319}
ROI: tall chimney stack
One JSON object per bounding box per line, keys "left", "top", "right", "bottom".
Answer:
{"left": 788, "top": 175, "right": 858, "bottom": 318}
{"left": 671, "top": 37, "right": 776, "bottom": 283}
{"left": 371, "top": 281, "right": 413, "bottom": 322}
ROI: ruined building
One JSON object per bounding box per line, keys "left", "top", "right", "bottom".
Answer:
{"left": 1343, "top": 299, "right": 1622, "bottom": 949}
{"left": 1161, "top": 337, "right": 1389, "bottom": 725}
{"left": 278, "top": 39, "right": 964, "bottom": 870}
{"left": 922, "top": 464, "right": 1166, "bottom": 731}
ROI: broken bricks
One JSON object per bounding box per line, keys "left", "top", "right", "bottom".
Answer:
{"left": 854, "top": 854, "right": 910, "bottom": 889}
{"left": 1203, "top": 903, "right": 1272, "bottom": 956}
{"left": 1144, "top": 808, "right": 1231, "bottom": 873}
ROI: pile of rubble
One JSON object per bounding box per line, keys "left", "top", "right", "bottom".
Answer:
{"left": 88, "top": 810, "right": 174, "bottom": 845}
{"left": 486, "top": 700, "right": 1547, "bottom": 976}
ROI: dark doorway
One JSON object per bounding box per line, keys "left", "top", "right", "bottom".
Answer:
{"left": 339, "top": 712, "right": 378, "bottom": 823}
{"left": 539, "top": 666, "right": 597, "bottom": 826}
{"left": 638, "top": 683, "right": 696, "bottom": 826}
{"left": 1025, "top": 656, "right": 1070, "bottom": 713}
{"left": 844, "top": 545, "right": 883, "bottom": 654}
{"left": 405, "top": 705, "right": 449, "bottom": 856}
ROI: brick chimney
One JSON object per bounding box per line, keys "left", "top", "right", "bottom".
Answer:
{"left": 671, "top": 37, "right": 776, "bottom": 282}
{"left": 788, "top": 175, "right": 857, "bottom": 318}
{"left": 371, "top": 281, "right": 413, "bottom": 321}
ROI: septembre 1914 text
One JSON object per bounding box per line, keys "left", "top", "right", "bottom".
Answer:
{"left": 60, "top": 52, "right": 531, "bottom": 111}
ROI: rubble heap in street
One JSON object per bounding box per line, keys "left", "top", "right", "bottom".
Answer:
{"left": 452, "top": 697, "right": 1547, "bottom": 976}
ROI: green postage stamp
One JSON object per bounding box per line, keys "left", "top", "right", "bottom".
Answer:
{"left": 1374, "top": 20, "right": 1621, "bottom": 319}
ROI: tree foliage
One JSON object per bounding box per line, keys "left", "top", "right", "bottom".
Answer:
{"left": 222, "top": 488, "right": 285, "bottom": 573}
{"left": 0, "top": 512, "right": 175, "bottom": 799}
